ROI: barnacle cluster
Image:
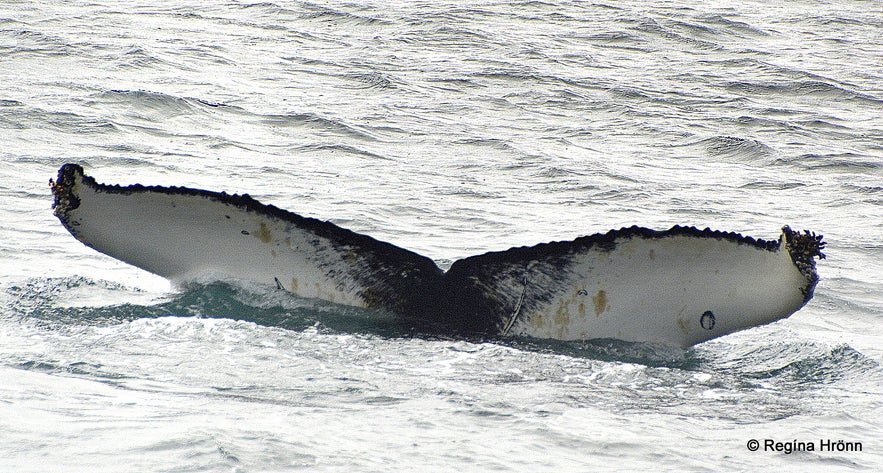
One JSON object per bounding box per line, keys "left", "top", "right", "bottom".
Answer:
{"left": 49, "top": 165, "right": 81, "bottom": 222}
{"left": 784, "top": 226, "right": 827, "bottom": 262}
{"left": 783, "top": 226, "right": 826, "bottom": 302}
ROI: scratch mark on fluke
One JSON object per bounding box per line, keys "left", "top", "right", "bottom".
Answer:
{"left": 502, "top": 273, "right": 528, "bottom": 336}
{"left": 50, "top": 164, "right": 825, "bottom": 347}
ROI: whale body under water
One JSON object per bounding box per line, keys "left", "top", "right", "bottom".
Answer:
{"left": 50, "top": 164, "right": 826, "bottom": 347}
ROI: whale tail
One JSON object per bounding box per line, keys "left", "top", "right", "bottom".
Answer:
{"left": 51, "top": 164, "right": 824, "bottom": 346}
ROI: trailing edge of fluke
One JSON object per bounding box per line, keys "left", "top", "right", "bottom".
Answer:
{"left": 51, "top": 164, "right": 825, "bottom": 346}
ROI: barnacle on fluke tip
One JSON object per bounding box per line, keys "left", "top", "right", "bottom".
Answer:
{"left": 785, "top": 227, "right": 827, "bottom": 262}
{"left": 782, "top": 226, "right": 826, "bottom": 303}
{"left": 50, "top": 163, "right": 825, "bottom": 347}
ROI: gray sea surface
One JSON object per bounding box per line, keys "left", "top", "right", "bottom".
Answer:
{"left": 1, "top": 0, "right": 881, "bottom": 471}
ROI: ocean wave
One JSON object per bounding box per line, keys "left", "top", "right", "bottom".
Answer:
{"left": 715, "top": 340, "right": 882, "bottom": 388}
{"left": 259, "top": 112, "right": 378, "bottom": 140}
{"left": 109, "top": 46, "right": 180, "bottom": 70}
{"left": 626, "top": 17, "right": 723, "bottom": 51}
{"left": 341, "top": 71, "right": 396, "bottom": 90}
{"left": 6, "top": 277, "right": 402, "bottom": 336}
{"left": 394, "top": 23, "right": 494, "bottom": 47}
{"left": 738, "top": 181, "right": 806, "bottom": 190}
{"left": 726, "top": 80, "right": 882, "bottom": 104}
{"left": 698, "top": 14, "right": 770, "bottom": 37}
{"left": 5, "top": 28, "right": 72, "bottom": 54}
{"left": 701, "top": 135, "right": 773, "bottom": 160}
{"left": 296, "top": 143, "right": 391, "bottom": 161}
{"left": 95, "top": 89, "right": 237, "bottom": 118}
{"left": 773, "top": 153, "right": 882, "bottom": 171}
{"left": 0, "top": 102, "right": 119, "bottom": 135}
{"left": 672, "top": 135, "right": 773, "bottom": 161}
{"left": 299, "top": 4, "right": 387, "bottom": 27}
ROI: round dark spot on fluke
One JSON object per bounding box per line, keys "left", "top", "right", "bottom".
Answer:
{"left": 700, "top": 311, "right": 716, "bottom": 330}
{"left": 241, "top": 230, "right": 250, "bottom": 235}
{"left": 577, "top": 289, "right": 588, "bottom": 296}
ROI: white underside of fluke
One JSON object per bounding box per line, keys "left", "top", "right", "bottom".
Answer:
{"left": 503, "top": 233, "right": 806, "bottom": 346}
{"left": 52, "top": 164, "right": 822, "bottom": 347}
{"left": 62, "top": 178, "right": 370, "bottom": 308}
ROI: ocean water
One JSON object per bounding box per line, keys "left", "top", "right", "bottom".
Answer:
{"left": 1, "top": 0, "right": 881, "bottom": 471}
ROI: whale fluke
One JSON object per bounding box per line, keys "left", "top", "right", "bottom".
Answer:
{"left": 51, "top": 164, "right": 825, "bottom": 346}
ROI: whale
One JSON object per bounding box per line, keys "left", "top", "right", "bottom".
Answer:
{"left": 50, "top": 164, "right": 825, "bottom": 346}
